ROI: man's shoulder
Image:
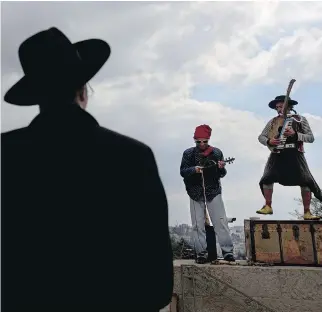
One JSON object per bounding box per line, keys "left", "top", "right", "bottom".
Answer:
{"left": 212, "top": 146, "right": 223, "bottom": 153}
{"left": 1, "top": 127, "right": 29, "bottom": 143}
{"left": 183, "top": 147, "right": 196, "bottom": 155}
{"left": 294, "top": 114, "right": 305, "bottom": 120}
{"left": 96, "top": 126, "right": 152, "bottom": 153}
{"left": 212, "top": 147, "right": 223, "bottom": 158}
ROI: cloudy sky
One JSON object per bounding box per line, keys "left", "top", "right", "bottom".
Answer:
{"left": 2, "top": 1, "right": 322, "bottom": 226}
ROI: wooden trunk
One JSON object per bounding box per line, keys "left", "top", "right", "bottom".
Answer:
{"left": 244, "top": 219, "right": 322, "bottom": 266}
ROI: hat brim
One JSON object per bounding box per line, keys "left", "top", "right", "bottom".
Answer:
{"left": 268, "top": 99, "right": 298, "bottom": 109}
{"left": 4, "top": 39, "right": 111, "bottom": 106}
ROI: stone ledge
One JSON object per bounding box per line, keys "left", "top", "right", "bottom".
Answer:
{"left": 252, "top": 297, "right": 322, "bottom": 312}
{"left": 178, "top": 296, "right": 322, "bottom": 312}
{"left": 173, "top": 260, "right": 322, "bottom": 312}
{"left": 174, "top": 259, "right": 322, "bottom": 270}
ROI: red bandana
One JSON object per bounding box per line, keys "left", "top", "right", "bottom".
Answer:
{"left": 193, "top": 124, "right": 214, "bottom": 156}
{"left": 194, "top": 124, "right": 212, "bottom": 139}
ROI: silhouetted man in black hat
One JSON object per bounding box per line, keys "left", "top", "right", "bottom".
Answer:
{"left": 1, "top": 27, "right": 173, "bottom": 312}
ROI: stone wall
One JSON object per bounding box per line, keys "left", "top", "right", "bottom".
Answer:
{"left": 171, "top": 260, "right": 322, "bottom": 312}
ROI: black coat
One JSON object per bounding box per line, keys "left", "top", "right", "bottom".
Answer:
{"left": 1, "top": 105, "right": 173, "bottom": 312}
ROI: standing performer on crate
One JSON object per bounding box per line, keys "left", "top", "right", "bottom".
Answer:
{"left": 180, "top": 124, "right": 235, "bottom": 264}
{"left": 257, "top": 93, "right": 322, "bottom": 220}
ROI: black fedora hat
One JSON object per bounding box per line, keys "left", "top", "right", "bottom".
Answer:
{"left": 268, "top": 95, "right": 298, "bottom": 109}
{"left": 4, "top": 27, "right": 111, "bottom": 106}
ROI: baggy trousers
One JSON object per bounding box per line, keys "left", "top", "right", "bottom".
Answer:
{"left": 189, "top": 194, "right": 234, "bottom": 256}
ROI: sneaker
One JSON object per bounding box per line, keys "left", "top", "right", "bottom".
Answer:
{"left": 195, "top": 251, "right": 208, "bottom": 264}
{"left": 256, "top": 205, "right": 273, "bottom": 215}
{"left": 303, "top": 212, "right": 321, "bottom": 220}
{"left": 223, "top": 254, "right": 235, "bottom": 262}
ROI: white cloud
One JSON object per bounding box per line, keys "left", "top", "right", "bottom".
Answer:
{"left": 304, "top": 114, "right": 322, "bottom": 138}
{"left": 1, "top": 1, "right": 322, "bottom": 225}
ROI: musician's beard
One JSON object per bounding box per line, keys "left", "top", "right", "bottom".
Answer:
{"left": 197, "top": 144, "right": 208, "bottom": 151}
{"left": 277, "top": 107, "right": 292, "bottom": 115}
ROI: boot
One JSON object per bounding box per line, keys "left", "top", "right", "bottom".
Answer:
{"left": 303, "top": 212, "right": 321, "bottom": 220}
{"left": 256, "top": 188, "right": 273, "bottom": 215}
{"left": 195, "top": 251, "right": 208, "bottom": 264}
{"left": 223, "top": 254, "right": 235, "bottom": 262}
{"left": 302, "top": 190, "right": 320, "bottom": 220}
{"left": 256, "top": 205, "right": 273, "bottom": 215}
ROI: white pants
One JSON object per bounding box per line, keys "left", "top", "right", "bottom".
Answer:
{"left": 189, "top": 194, "right": 234, "bottom": 256}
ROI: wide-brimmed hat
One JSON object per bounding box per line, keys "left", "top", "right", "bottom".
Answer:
{"left": 4, "top": 27, "right": 111, "bottom": 106}
{"left": 268, "top": 95, "right": 298, "bottom": 109}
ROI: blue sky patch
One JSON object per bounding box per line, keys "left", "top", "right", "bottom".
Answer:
{"left": 191, "top": 82, "right": 322, "bottom": 117}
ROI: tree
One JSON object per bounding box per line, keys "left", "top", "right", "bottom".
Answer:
{"left": 170, "top": 237, "right": 194, "bottom": 260}
{"left": 170, "top": 236, "right": 180, "bottom": 259}
{"left": 290, "top": 198, "right": 322, "bottom": 219}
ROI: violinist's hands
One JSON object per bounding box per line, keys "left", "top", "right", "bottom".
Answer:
{"left": 218, "top": 161, "right": 226, "bottom": 168}
{"left": 195, "top": 166, "right": 203, "bottom": 173}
